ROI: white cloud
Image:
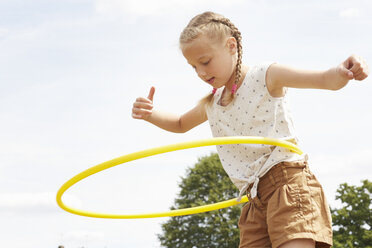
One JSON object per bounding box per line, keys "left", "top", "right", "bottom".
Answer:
{"left": 308, "top": 148, "right": 371, "bottom": 208}
{"left": 339, "top": 8, "right": 361, "bottom": 18}
{"left": 311, "top": 148, "right": 371, "bottom": 175}
{"left": 0, "top": 192, "right": 82, "bottom": 214}
{"left": 0, "top": 27, "right": 9, "bottom": 38}
{"left": 94, "top": 0, "right": 244, "bottom": 17}
{"left": 63, "top": 230, "right": 105, "bottom": 242}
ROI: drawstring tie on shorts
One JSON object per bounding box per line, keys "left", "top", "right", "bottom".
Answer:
{"left": 238, "top": 175, "right": 259, "bottom": 201}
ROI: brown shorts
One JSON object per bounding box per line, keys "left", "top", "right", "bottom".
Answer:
{"left": 238, "top": 160, "right": 333, "bottom": 248}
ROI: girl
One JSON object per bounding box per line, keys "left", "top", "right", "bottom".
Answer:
{"left": 132, "top": 11, "right": 368, "bottom": 248}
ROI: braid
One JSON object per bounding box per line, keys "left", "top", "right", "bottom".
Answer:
{"left": 211, "top": 18, "right": 243, "bottom": 95}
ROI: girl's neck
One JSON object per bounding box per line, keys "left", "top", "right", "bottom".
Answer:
{"left": 218, "top": 65, "right": 249, "bottom": 107}
{"left": 225, "top": 64, "right": 249, "bottom": 92}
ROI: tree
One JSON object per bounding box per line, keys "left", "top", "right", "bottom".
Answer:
{"left": 158, "top": 153, "right": 242, "bottom": 248}
{"left": 331, "top": 180, "right": 372, "bottom": 248}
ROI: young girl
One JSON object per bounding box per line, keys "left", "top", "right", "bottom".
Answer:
{"left": 132, "top": 11, "right": 368, "bottom": 248}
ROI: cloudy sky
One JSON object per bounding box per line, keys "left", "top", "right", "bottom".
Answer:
{"left": 0, "top": 0, "right": 371, "bottom": 247}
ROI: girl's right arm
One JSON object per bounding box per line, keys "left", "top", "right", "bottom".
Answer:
{"left": 132, "top": 86, "right": 207, "bottom": 133}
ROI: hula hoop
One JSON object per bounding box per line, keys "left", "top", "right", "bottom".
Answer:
{"left": 56, "top": 136, "right": 303, "bottom": 219}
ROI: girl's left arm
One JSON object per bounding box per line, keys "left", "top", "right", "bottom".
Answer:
{"left": 266, "top": 55, "right": 369, "bottom": 97}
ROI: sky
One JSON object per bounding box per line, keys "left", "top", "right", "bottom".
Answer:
{"left": 0, "top": 0, "right": 371, "bottom": 247}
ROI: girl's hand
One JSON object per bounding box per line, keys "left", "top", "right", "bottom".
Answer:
{"left": 337, "top": 55, "right": 369, "bottom": 81}
{"left": 132, "top": 86, "right": 155, "bottom": 120}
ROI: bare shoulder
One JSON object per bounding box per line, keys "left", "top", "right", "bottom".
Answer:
{"left": 265, "top": 63, "right": 286, "bottom": 97}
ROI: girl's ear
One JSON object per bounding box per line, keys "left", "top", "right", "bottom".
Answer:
{"left": 226, "top": 37, "right": 237, "bottom": 54}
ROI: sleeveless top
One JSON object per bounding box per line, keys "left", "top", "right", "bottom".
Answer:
{"left": 206, "top": 63, "right": 305, "bottom": 199}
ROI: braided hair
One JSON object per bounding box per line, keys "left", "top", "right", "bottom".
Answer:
{"left": 179, "top": 12, "right": 243, "bottom": 106}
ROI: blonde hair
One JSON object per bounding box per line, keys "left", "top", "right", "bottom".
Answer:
{"left": 179, "top": 11, "right": 243, "bottom": 107}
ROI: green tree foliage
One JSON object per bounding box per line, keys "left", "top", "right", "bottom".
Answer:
{"left": 158, "top": 153, "right": 242, "bottom": 248}
{"left": 331, "top": 180, "right": 372, "bottom": 248}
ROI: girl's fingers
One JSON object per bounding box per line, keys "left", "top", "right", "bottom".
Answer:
{"left": 350, "top": 61, "right": 368, "bottom": 81}
{"left": 148, "top": 86, "right": 155, "bottom": 102}
{"left": 342, "top": 55, "right": 369, "bottom": 81}
{"left": 136, "top": 97, "right": 152, "bottom": 104}
{"left": 132, "top": 113, "right": 143, "bottom": 119}
{"left": 133, "top": 101, "right": 153, "bottom": 110}
{"left": 344, "top": 55, "right": 360, "bottom": 75}
{"left": 352, "top": 67, "right": 362, "bottom": 76}
{"left": 132, "top": 88, "right": 156, "bottom": 120}
{"left": 354, "top": 70, "right": 368, "bottom": 80}
{"left": 132, "top": 107, "right": 152, "bottom": 117}
{"left": 338, "top": 65, "right": 353, "bottom": 79}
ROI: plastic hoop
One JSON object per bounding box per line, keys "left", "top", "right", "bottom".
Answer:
{"left": 56, "top": 136, "right": 303, "bottom": 219}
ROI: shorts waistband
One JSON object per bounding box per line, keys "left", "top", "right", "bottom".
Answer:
{"left": 246, "top": 159, "right": 308, "bottom": 200}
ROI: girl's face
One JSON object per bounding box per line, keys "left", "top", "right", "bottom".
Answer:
{"left": 181, "top": 34, "right": 237, "bottom": 89}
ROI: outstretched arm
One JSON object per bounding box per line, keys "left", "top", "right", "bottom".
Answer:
{"left": 266, "top": 55, "right": 369, "bottom": 97}
{"left": 132, "top": 86, "right": 207, "bottom": 133}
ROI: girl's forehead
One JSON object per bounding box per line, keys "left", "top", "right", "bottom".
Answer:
{"left": 182, "top": 35, "right": 222, "bottom": 60}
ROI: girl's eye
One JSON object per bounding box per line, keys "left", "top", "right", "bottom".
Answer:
{"left": 202, "top": 60, "right": 210, "bottom": 65}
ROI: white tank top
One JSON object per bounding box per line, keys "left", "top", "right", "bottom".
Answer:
{"left": 206, "top": 63, "right": 305, "bottom": 199}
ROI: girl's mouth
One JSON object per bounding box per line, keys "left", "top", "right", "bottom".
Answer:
{"left": 207, "top": 77, "right": 215, "bottom": 85}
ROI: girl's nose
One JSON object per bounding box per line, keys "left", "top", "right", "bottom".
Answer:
{"left": 196, "top": 67, "right": 207, "bottom": 78}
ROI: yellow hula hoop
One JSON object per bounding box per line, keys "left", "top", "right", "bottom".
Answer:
{"left": 56, "top": 136, "right": 303, "bottom": 219}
